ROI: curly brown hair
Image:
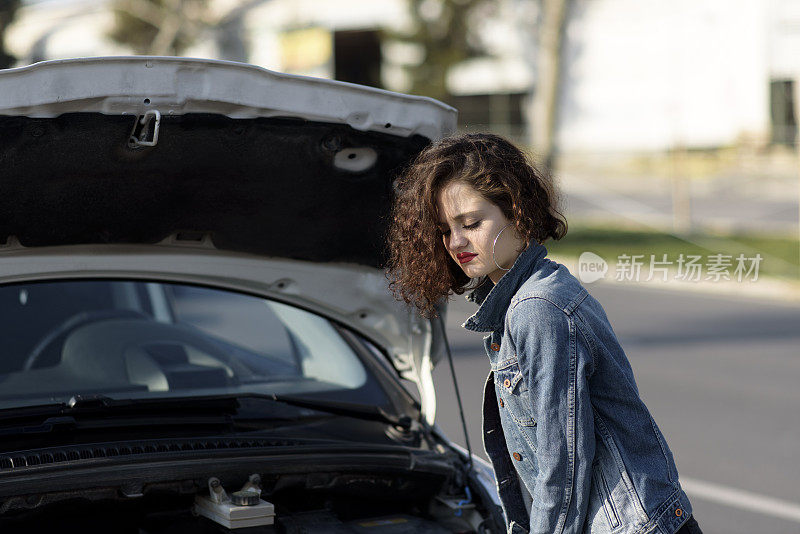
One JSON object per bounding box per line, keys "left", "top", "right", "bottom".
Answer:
{"left": 386, "top": 133, "right": 567, "bottom": 317}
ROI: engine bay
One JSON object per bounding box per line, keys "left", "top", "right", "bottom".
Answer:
{"left": 0, "top": 466, "right": 495, "bottom": 533}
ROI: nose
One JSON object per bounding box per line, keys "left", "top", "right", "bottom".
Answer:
{"left": 446, "top": 227, "right": 468, "bottom": 251}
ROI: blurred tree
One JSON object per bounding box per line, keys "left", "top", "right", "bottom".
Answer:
{"left": 109, "top": 0, "right": 270, "bottom": 60}
{"left": 529, "top": 0, "right": 572, "bottom": 170}
{"left": 0, "top": 0, "right": 21, "bottom": 69}
{"left": 109, "top": 0, "right": 209, "bottom": 55}
{"left": 392, "top": 0, "right": 497, "bottom": 102}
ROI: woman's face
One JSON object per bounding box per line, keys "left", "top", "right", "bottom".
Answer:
{"left": 436, "top": 181, "right": 527, "bottom": 284}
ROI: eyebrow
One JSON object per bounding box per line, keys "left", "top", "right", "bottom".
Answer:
{"left": 438, "top": 210, "right": 482, "bottom": 225}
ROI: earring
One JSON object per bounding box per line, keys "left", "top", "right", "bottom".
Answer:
{"left": 492, "top": 224, "right": 512, "bottom": 272}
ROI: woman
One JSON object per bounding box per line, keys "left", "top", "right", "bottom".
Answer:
{"left": 387, "top": 133, "right": 701, "bottom": 534}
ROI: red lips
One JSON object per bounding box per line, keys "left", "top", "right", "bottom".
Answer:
{"left": 457, "top": 252, "right": 478, "bottom": 264}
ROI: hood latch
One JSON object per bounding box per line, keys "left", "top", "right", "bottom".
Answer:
{"left": 128, "top": 109, "right": 161, "bottom": 148}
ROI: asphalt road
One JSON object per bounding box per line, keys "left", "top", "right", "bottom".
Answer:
{"left": 432, "top": 282, "right": 800, "bottom": 534}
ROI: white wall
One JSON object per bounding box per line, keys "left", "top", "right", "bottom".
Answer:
{"left": 769, "top": 0, "right": 800, "bottom": 79}
{"left": 556, "top": 0, "right": 770, "bottom": 152}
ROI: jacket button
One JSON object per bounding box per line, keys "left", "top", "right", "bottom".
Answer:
{"left": 490, "top": 343, "right": 500, "bottom": 351}
{"left": 503, "top": 378, "right": 511, "bottom": 388}
{"left": 512, "top": 452, "right": 522, "bottom": 461}
{"left": 498, "top": 398, "right": 504, "bottom": 408}
{"left": 675, "top": 509, "right": 683, "bottom": 517}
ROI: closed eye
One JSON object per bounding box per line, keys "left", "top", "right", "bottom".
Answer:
{"left": 438, "top": 220, "right": 481, "bottom": 237}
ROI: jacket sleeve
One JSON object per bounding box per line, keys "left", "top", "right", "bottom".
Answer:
{"left": 507, "top": 297, "right": 595, "bottom": 534}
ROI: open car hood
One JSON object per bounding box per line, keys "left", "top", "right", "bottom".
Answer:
{"left": 0, "top": 57, "right": 458, "bottom": 425}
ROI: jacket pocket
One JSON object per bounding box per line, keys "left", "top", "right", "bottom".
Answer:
{"left": 591, "top": 460, "right": 621, "bottom": 529}
{"left": 494, "top": 360, "right": 537, "bottom": 428}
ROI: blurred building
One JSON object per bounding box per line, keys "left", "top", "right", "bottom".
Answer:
{"left": 6, "top": 0, "right": 800, "bottom": 153}
{"left": 557, "top": 0, "right": 800, "bottom": 153}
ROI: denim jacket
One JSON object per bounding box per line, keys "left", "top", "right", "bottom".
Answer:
{"left": 463, "top": 242, "right": 693, "bottom": 534}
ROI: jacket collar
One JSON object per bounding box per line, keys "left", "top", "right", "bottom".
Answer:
{"left": 462, "top": 241, "right": 547, "bottom": 332}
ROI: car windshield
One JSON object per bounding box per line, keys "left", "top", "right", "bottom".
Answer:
{"left": 0, "top": 280, "right": 390, "bottom": 410}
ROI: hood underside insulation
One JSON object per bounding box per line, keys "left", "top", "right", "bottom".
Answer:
{"left": 0, "top": 113, "right": 429, "bottom": 267}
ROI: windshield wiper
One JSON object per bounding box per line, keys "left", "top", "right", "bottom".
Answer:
{"left": 0, "top": 393, "right": 416, "bottom": 434}
{"left": 266, "top": 393, "right": 414, "bottom": 430}
{"left": 0, "top": 394, "right": 239, "bottom": 437}
{"left": 0, "top": 394, "right": 237, "bottom": 418}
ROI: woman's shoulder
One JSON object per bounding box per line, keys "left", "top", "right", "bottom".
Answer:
{"left": 509, "top": 258, "right": 589, "bottom": 316}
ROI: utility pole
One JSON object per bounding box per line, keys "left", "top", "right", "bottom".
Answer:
{"left": 528, "top": 0, "right": 572, "bottom": 171}
{"left": 671, "top": 146, "right": 692, "bottom": 234}
{"left": 795, "top": 80, "right": 800, "bottom": 278}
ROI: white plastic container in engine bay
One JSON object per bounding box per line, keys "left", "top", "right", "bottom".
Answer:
{"left": 193, "top": 475, "right": 275, "bottom": 529}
